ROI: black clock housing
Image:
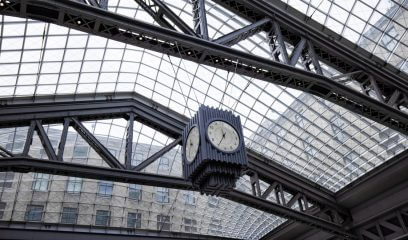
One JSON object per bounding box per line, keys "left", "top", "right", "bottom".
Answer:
{"left": 182, "top": 105, "right": 247, "bottom": 196}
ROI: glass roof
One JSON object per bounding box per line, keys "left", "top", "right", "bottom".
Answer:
{"left": 282, "top": 0, "right": 408, "bottom": 72}
{"left": 0, "top": 0, "right": 407, "bottom": 238}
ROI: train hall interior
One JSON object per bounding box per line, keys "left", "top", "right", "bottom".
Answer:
{"left": 1, "top": 0, "right": 408, "bottom": 239}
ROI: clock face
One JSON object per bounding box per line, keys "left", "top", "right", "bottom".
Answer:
{"left": 207, "top": 121, "right": 240, "bottom": 152}
{"left": 185, "top": 126, "right": 200, "bottom": 163}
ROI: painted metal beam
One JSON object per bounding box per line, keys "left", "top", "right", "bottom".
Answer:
{"left": 70, "top": 117, "right": 125, "bottom": 169}
{"left": 125, "top": 112, "right": 135, "bottom": 169}
{"left": 1, "top": 0, "right": 406, "bottom": 137}
{"left": 191, "top": 0, "right": 209, "bottom": 39}
{"left": 57, "top": 118, "right": 70, "bottom": 161}
{"left": 34, "top": 120, "right": 58, "bottom": 161}
{"left": 133, "top": 137, "right": 182, "bottom": 171}
{"left": 134, "top": 0, "right": 197, "bottom": 36}
{"left": 214, "top": 18, "right": 270, "bottom": 46}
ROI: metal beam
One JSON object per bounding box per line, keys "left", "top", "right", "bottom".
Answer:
{"left": 0, "top": 223, "right": 233, "bottom": 240}
{"left": 22, "top": 120, "right": 35, "bottom": 156}
{"left": 57, "top": 118, "right": 70, "bottom": 161}
{"left": 191, "top": 0, "right": 209, "bottom": 39}
{"left": 214, "top": 18, "right": 270, "bottom": 46}
{"left": 133, "top": 137, "right": 182, "bottom": 171}
{"left": 0, "top": 93, "right": 351, "bottom": 237}
{"left": 125, "top": 112, "right": 134, "bottom": 169}
{"left": 34, "top": 120, "right": 58, "bottom": 161}
{"left": 70, "top": 117, "right": 125, "bottom": 169}
{"left": 1, "top": 0, "right": 406, "bottom": 137}
{"left": 133, "top": 0, "right": 196, "bottom": 36}
{"left": 0, "top": 157, "right": 192, "bottom": 189}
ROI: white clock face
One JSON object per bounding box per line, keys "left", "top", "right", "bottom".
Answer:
{"left": 207, "top": 121, "right": 240, "bottom": 152}
{"left": 185, "top": 126, "right": 200, "bottom": 163}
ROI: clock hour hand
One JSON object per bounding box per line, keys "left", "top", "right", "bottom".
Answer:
{"left": 218, "top": 132, "right": 225, "bottom": 146}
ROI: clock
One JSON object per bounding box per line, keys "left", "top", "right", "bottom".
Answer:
{"left": 207, "top": 120, "right": 240, "bottom": 152}
{"left": 182, "top": 105, "right": 247, "bottom": 196}
{"left": 185, "top": 126, "right": 199, "bottom": 163}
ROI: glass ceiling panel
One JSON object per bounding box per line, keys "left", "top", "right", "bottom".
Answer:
{"left": 282, "top": 0, "right": 408, "bottom": 73}
{"left": 0, "top": 0, "right": 408, "bottom": 237}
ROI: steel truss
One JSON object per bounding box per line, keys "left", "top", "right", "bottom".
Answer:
{"left": 262, "top": 143, "right": 408, "bottom": 240}
{"left": 0, "top": 92, "right": 353, "bottom": 238}
{"left": 212, "top": 0, "right": 408, "bottom": 111}
{"left": 355, "top": 205, "right": 408, "bottom": 240}
{"left": 0, "top": 0, "right": 408, "bottom": 138}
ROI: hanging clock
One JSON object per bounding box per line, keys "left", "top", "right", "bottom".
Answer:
{"left": 182, "top": 105, "right": 247, "bottom": 196}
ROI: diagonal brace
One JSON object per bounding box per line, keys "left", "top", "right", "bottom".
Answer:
{"left": 34, "top": 120, "right": 58, "bottom": 161}
{"left": 133, "top": 137, "right": 182, "bottom": 171}
{"left": 214, "top": 18, "right": 270, "bottom": 47}
{"left": 70, "top": 117, "right": 125, "bottom": 169}
{"left": 134, "top": 0, "right": 196, "bottom": 36}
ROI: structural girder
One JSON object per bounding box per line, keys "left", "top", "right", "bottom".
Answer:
{"left": 0, "top": 0, "right": 407, "bottom": 138}
{"left": 213, "top": 0, "right": 408, "bottom": 113}
{"left": 0, "top": 92, "right": 353, "bottom": 238}
{"left": 262, "top": 146, "right": 408, "bottom": 240}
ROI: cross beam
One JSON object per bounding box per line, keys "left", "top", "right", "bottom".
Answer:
{"left": 0, "top": 0, "right": 407, "bottom": 137}
{"left": 0, "top": 92, "right": 353, "bottom": 238}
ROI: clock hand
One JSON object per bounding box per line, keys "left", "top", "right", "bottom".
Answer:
{"left": 189, "top": 141, "right": 193, "bottom": 157}
{"left": 218, "top": 133, "right": 225, "bottom": 146}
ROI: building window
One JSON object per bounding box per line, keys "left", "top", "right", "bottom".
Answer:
{"left": 132, "top": 153, "right": 143, "bottom": 167}
{"left": 0, "top": 172, "right": 14, "bottom": 188}
{"left": 32, "top": 173, "right": 50, "bottom": 191}
{"left": 95, "top": 210, "right": 110, "bottom": 226}
{"left": 61, "top": 207, "right": 78, "bottom": 224}
{"left": 208, "top": 196, "right": 219, "bottom": 208}
{"left": 157, "top": 214, "right": 170, "bottom": 231}
{"left": 73, "top": 145, "right": 89, "bottom": 158}
{"left": 0, "top": 202, "right": 5, "bottom": 219}
{"left": 184, "top": 218, "right": 197, "bottom": 233}
{"left": 183, "top": 191, "right": 196, "bottom": 205}
{"left": 67, "top": 177, "right": 82, "bottom": 194}
{"left": 128, "top": 184, "right": 142, "bottom": 200}
{"left": 155, "top": 187, "right": 169, "bottom": 203}
{"left": 330, "top": 116, "right": 348, "bottom": 143}
{"left": 25, "top": 205, "right": 44, "bottom": 222}
{"left": 127, "top": 212, "right": 141, "bottom": 228}
{"left": 98, "top": 181, "right": 113, "bottom": 197}
{"left": 209, "top": 218, "right": 222, "bottom": 235}
{"left": 158, "top": 157, "right": 169, "bottom": 171}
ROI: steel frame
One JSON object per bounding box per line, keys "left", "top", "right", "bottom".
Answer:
{"left": 213, "top": 0, "right": 408, "bottom": 111}
{"left": 262, "top": 144, "right": 408, "bottom": 240}
{"left": 0, "top": 92, "right": 353, "bottom": 238}
{"left": 0, "top": 0, "right": 407, "bottom": 138}
{"left": 0, "top": 0, "right": 407, "bottom": 239}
